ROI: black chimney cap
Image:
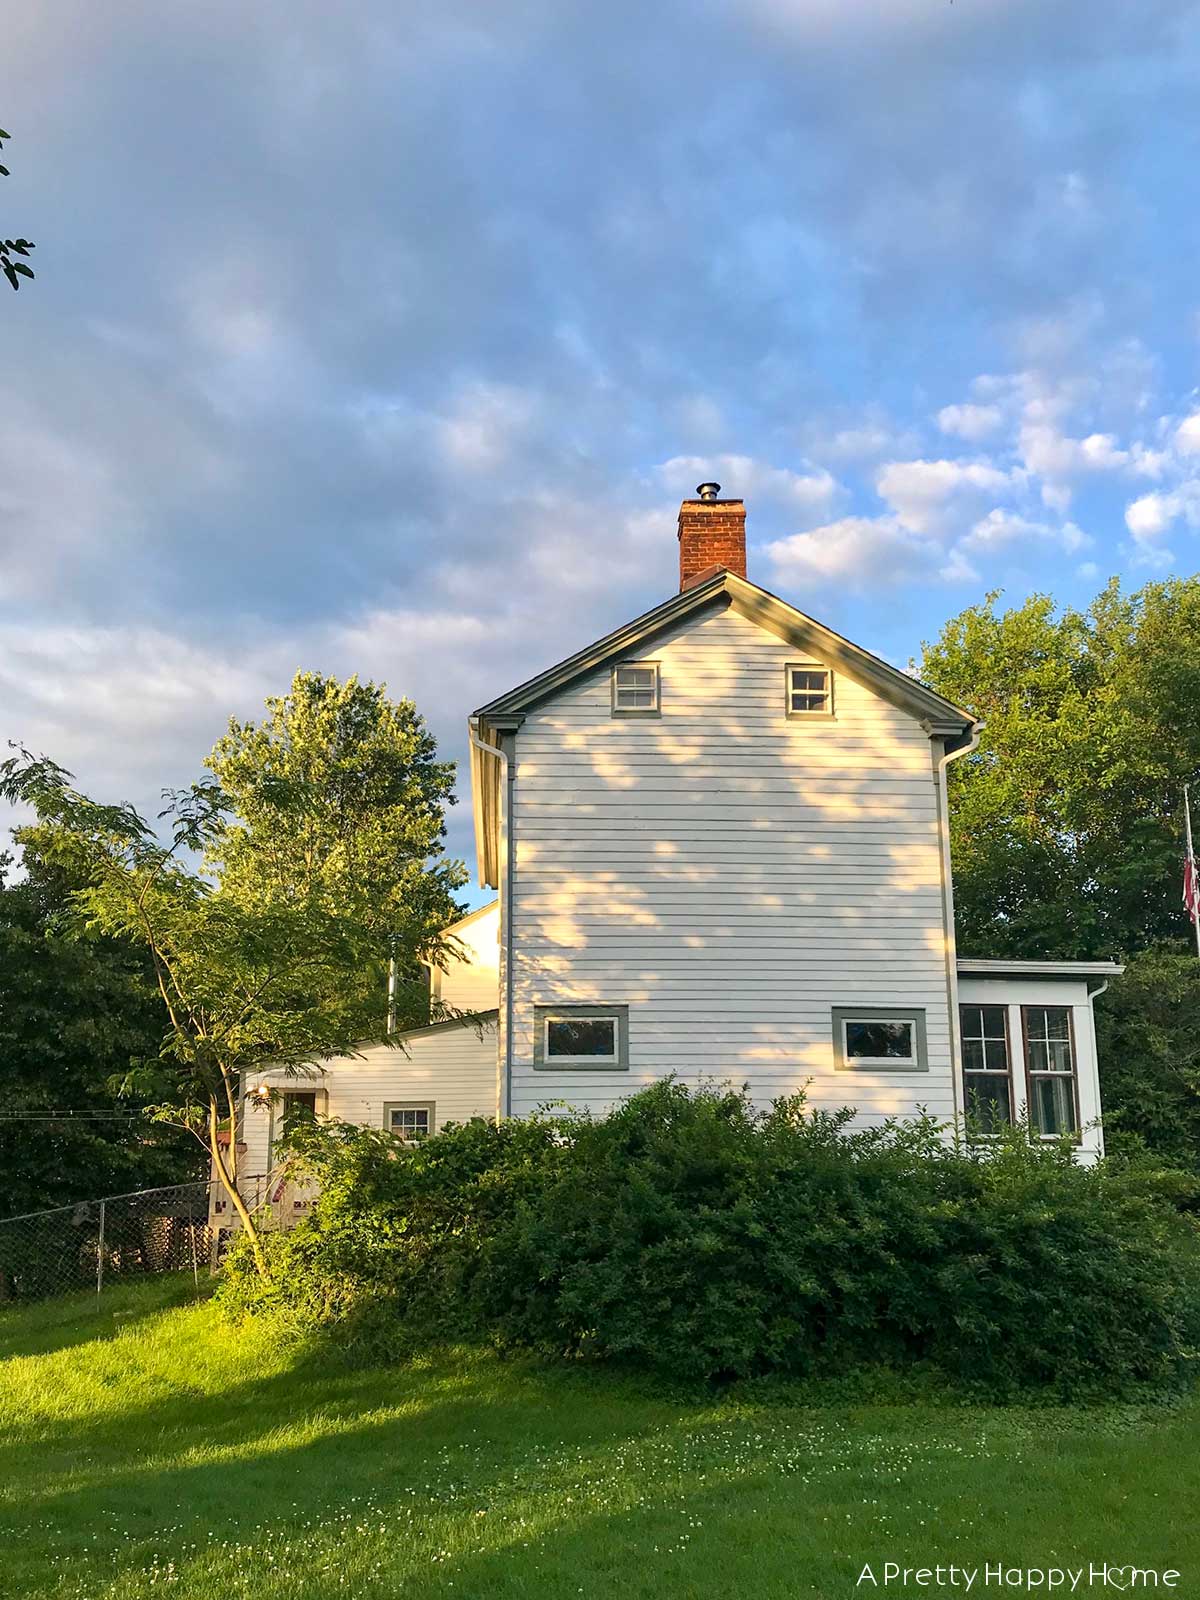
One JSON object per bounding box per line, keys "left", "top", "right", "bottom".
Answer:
{"left": 696, "top": 482, "right": 721, "bottom": 501}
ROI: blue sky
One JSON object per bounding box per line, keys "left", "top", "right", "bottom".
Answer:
{"left": 4, "top": 0, "right": 1200, "bottom": 901}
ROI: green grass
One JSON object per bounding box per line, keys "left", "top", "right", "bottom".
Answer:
{"left": 1, "top": 1279, "right": 1198, "bottom": 1599}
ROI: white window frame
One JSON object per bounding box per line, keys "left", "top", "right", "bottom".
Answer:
{"left": 611, "top": 661, "right": 660, "bottom": 716}
{"left": 831, "top": 1006, "right": 928, "bottom": 1072}
{"left": 959, "top": 1003, "right": 1014, "bottom": 1134}
{"left": 542, "top": 1013, "right": 620, "bottom": 1065}
{"left": 384, "top": 1102, "right": 435, "bottom": 1144}
{"left": 1022, "top": 1005, "right": 1080, "bottom": 1141}
{"left": 785, "top": 662, "right": 834, "bottom": 718}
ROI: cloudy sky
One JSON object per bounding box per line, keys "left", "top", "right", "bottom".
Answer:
{"left": 4, "top": 0, "right": 1200, "bottom": 901}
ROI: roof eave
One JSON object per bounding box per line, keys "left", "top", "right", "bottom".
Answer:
{"left": 957, "top": 958, "right": 1126, "bottom": 978}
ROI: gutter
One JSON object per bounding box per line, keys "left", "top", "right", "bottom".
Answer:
{"left": 931, "top": 718, "right": 985, "bottom": 1131}
{"left": 468, "top": 719, "right": 514, "bottom": 1123}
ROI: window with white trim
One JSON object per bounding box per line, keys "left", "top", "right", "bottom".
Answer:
{"left": 533, "top": 1004, "right": 630, "bottom": 1070}
{"left": 832, "top": 1006, "right": 928, "bottom": 1071}
{"left": 385, "top": 1104, "right": 433, "bottom": 1143}
{"left": 786, "top": 663, "right": 833, "bottom": 717}
{"left": 960, "top": 1004, "right": 1012, "bottom": 1133}
{"left": 1022, "top": 1006, "right": 1078, "bottom": 1137}
{"left": 612, "top": 662, "right": 659, "bottom": 714}
{"left": 844, "top": 1018, "right": 915, "bottom": 1064}
{"left": 544, "top": 1015, "right": 619, "bottom": 1062}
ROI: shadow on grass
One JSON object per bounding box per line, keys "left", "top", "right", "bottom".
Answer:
{"left": 0, "top": 1338, "right": 714, "bottom": 1597}
{"left": 5, "top": 1354, "right": 1194, "bottom": 1600}
{"left": 0, "top": 1273, "right": 212, "bottom": 1361}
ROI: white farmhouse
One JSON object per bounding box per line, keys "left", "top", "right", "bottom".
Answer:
{"left": 239, "top": 486, "right": 1119, "bottom": 1191}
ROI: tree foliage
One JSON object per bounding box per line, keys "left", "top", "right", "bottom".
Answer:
{"left": 203, "top": 671, "right": 465, "bottom": 1026}
{"left": 920, "top": 577, "right": 1200, "bottom": 959}
{"left": 1093, "top": 949, "right": 1200, "bottom": 1172}
{"left": 0, "top": 846, "right": 198, "bottom": 1218}
{"left": 0, "top": 127, "right": 35, "bottom": 291}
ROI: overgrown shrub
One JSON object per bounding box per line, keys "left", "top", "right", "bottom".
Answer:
{"left": 219, "top": 1081, "right": 1200, "bottom": 1398}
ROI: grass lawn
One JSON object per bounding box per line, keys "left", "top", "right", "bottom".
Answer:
{"left": 1, "top": 1278, "right": 1198, "bottom": 1599}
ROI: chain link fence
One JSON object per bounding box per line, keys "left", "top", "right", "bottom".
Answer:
{"left": 0, "top": 1175, "right": 276, "bottom": 1304}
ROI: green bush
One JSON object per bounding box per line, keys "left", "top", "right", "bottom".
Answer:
{"left": 219, "top": 1082, "right": 1200, "bottom": 1398}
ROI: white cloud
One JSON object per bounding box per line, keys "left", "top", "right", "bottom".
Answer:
{"left": 1130, "top": 442, "right": 1171, "bottom": 479}
{"left": 1040, "top": 481, "right": 1074, "bottom": 514}
{"left": 962, "top": 508, "right": 1091, "bottom": 554}
{"left": 434, "top": 382, "right": 543, "bottom": 474}
{"left": 1018, "top": 419, "right": 1128, "bottom": 480}
{"left": 1125, "top": 490, "right": 1179, "bottom": 541}
{"left": 936, "top": 403, "right": 1004, "bottom": 442}
{"left": 1123, "top": 482, "right": 1200, "bottom": 565}
{"left": 875, "top": 457, "right": 1019, "bottom": 535}
{"left": 1174, "top": 413, "right": 1200, "bottom": 456}
{"left": 0, "top": 602, "right": 540, "bottom": 880}
{"left": 808, "top": 417, "right": 921, "bottom": 464}
{"left": 657, "top": 455, "right": 843, "bottom": 520}
{"left": 765, "top": 515, "right": 939, "bottom": 591}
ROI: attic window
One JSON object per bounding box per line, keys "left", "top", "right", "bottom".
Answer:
{"left": 612, "top": 662, "right": 660, "bottom": 715}
{"left": 787, "top": 664, "right": 833, "bottom": 717}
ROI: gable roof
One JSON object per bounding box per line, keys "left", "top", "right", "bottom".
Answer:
{"left": 467, "top": 570, "right": 978, "bottom": 888}
{"left": 474, "top": 569, "right": 976, "bottom": 736}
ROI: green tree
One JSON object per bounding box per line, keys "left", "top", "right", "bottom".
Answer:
{"left": 0, "top": 846, "right": 198, "bottom": 1218}
{"left": 203, "top": 671, "right": 465, "bottom": 1025}
{"left": 0, "top": 127, "right": 35, "bottom": 290}
{"left": 1093, "top": 949, "right": 1200, "bottom": 1172}
{"left": 1, "top": 676, "right": 466, "bottom": 1273}
{"left": 919, "top": 577, "right": 1200, "bottom": 958}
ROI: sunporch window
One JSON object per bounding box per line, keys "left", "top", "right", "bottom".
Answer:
{"left": 959, "top": 1004, "right": 1012, "bottom": 1133}
{"left": 1023, "top": 1006, "right": 1079, "bottom": 1137}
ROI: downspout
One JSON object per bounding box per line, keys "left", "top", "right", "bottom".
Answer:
{"left": 1085, "top": 976, "right": 1112, "bottom": 1159}
{"left": 468, "top": 720, "right": 514, "bottom": 1122}
{"left": 932, "top": 719, "right": 985, "bottom": 1136}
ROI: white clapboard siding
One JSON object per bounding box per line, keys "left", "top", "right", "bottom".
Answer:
{"left": 434, "top": 901, "right": 500, "bottom": 1015}
{"left": 507, "top": 603, "right": 956, "bottom": 1127}
{"left": 241, "top": 1016, "right": 499, "bottom": 1174}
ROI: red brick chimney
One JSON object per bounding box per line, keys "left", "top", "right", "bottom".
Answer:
{"left": 677, "top": 483, "right": 746, "bottom": 591}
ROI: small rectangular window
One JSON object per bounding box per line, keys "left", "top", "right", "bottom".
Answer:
{"left": 960, "top": 1004, "right": 1012, "bottom": 1133}
{"left": 832, "top": 1007, "right": 928, "bottom": 1071}
{"left": 533, "top": 1004, "right": 630, "bottom": 1070}
{"left": 545, "top": 1015, "right": 618, "bottom": 1061}
{"left": 845, "top": 1019, "right": 914, "bottom": 1063}
{"left": 1022, "top": 1006, "right": 1078, "bottom": 1137}
{"left": 786, "top": 663, "right": 833, "bottom": 717}
{"left": 612, "top": 662, "right": 660, "bottom": 714}
{"left": 385, "top": 1104, "right": 434, "bottom": 1143}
